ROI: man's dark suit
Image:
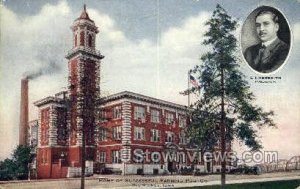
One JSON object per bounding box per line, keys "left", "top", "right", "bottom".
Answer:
{"left": 244, "top": 38, "right": 289, "bottom": 73}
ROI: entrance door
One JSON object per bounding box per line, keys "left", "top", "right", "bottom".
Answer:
{"left": 206, "top": 161, "right": 211, "bottom": 173}
{"left": 168, "top": 162, "right": 173, "bottom": 173}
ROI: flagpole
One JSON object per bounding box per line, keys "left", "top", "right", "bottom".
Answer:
{"left": 188, "top": 70, "right": 190, "bottom": 107}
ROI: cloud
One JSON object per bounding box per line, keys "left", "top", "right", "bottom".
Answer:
{"left": 88, "top": 9, "right": 211, "bottom": 101}
{"left": 0, "top": 1, "right": 211, "bottom": 159}
{"left": 0, "top": 1, "right": 72, "bottom": 159}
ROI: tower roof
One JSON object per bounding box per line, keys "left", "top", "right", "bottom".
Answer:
{"left": 76, "top": 4, "right": 93, "bottom": 22}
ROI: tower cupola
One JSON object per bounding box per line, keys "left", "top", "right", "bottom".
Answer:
{"left": 77, "top": 4, "right": 91, "bottom": 21}
{"left": 66, "top": 4, "right": 103, "bottom": 60}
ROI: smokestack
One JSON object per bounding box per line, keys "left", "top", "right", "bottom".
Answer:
{"left": 19, "top": 78, "right": 29, "bottom": 146}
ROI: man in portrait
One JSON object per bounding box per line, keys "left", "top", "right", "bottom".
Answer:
{"left": 244, "top": 10, "right": 289, "bottom": 73}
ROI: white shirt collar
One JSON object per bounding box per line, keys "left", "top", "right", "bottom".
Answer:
{"left": 262, "top": 37, "right": 278, "bottom": 47}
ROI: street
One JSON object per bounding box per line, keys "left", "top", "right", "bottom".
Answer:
{"left": 0, "top": 170, "right": 300, "bottom": 189}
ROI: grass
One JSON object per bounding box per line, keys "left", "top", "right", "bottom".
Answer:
{"left": 182, "top": 179, "right": 300, "bottom": 189}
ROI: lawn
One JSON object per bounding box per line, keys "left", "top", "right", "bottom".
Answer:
{"left": 183, "top": 179, "right": 300, "bottom": 189}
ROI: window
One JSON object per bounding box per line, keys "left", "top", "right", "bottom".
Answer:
{"left": 178, "top": 153, "right": 186, "bottom": 163}
{"left": 165, "top": 112, "right": 175, "bottom": 125}
{"left": 179, "top": 115, "right": 187, "bottom": 128}
{"left": 179, "top": 131, "right": 186, "bottom": 144}
{"left": 88, "top": 34, "right": 93, "bottom": 47}
{"left": 41, "top": 108, "right": 49, "bottom": 145}
{"left": 166, "top": 132, "right": 175, "bottom": 142}
{"left": 134, "top": 106, "right": 145, "bottom": 121}
{"left": 151, "top": 109, "right": 160, "bottom": 123}
{"left": 99, "top": 152, "right": 106, "bottom": 163}
{"left": 99, "top": 109, "right": 107, "bottom": 121}
{"left": 100, "top": 108, "right": 114, "bottom": 120}
{"left": 74, "top": 34, "right": 77, "bottom": 47}
{"left": 112, "top": 126, "right": 122, "bottom": 140}
{"left": 99, "top": 128, "right": 107, "bottom": 141}
{"left": 134, "top": 127, "right": 145, "bottom": 140}
{"left": 151, "top": 129, "right": 161, "bottom": 142}
{"left": 152, "top": 153, "right": 160, "bottom": 164}
{"left": 80, "top": 31, "right": 84, "bottom": 46}
{"left": 112, "top": 106, "right": 122, "bottom": 119}
{"left": 112, "top": 150, "right": 121, "bottom": 163}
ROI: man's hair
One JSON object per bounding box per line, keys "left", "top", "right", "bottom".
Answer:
{"left": 256, "top": 10, "right": 279, "bottom": 24}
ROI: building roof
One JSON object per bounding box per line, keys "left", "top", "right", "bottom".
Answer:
{"left": 33, "top": 96, "right": 65, "bottom": 107}
{"left": 76, "top": 4, "right": 93, "bottom": 22}
{"left": 100, "top": 91, "right": 188, "bottom": 111}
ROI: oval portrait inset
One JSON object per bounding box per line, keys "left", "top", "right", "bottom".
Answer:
{"left": 241, "top": 6, "right": 291, "bottom": 74}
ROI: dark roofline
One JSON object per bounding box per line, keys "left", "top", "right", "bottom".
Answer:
{"left": 34, "top": 96, "right": 65, "bottom": 107}
{"left": 99, "top": 91, "right": 188, "bottom": 111}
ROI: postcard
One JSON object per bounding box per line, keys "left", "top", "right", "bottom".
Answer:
{"left": 0, "top": 0, "right": 299, "bottom": 188}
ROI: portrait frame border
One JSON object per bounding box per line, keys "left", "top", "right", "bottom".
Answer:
{"left": 239, "top": 4, "right": 293, "bottom": 75}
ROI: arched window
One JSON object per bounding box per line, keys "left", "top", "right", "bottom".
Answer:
{"left": 74, "top": 34, "right": 77, "bottom": 47}
{"left": 80, "top": 31, "right": 85, "bottom": 46}
{"left": 88, "top": 34, "right": 93, "bottom": 47}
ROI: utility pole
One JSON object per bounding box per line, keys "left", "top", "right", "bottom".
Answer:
{"left": 81, "top": 122, "right": 86, "bottom": 189}
{"left": 220, "top": 64, "right": 226, "bottom": 188}
{"left": 188, "top": 70, "right": 191, "bottom": 107}
{"left": 80, "top": 77, "right": 88, "bottom": 189}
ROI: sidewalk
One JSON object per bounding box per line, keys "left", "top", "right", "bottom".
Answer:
{"left": 0, "top": 170, "right": 299, "bottom": 189}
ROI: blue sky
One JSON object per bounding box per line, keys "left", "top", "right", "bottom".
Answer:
{"left": 0, "top": 0, "right": 299, "bottom": 161}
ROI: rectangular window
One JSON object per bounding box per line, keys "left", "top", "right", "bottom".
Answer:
{"left": 151, "top": 129, "right": 161, "bottom": 142}
{"left": 99, "top": 109, "right": 106, "bottom": 121}
{"left": 166, "top": 132, "right": 175, "bottom": 142}
{"left": 112, "top": 126, "right": 122, "bottom": 140}
{"left": 179, "top": 115, "right": 187, "bottom": 128}
{"left": 151, "top": 109, "right": 160, "bottom": 123}
{"left": 41, "top": 108, "right": 50, "bottom": 145}
{"left": 112, "top": 150, "right": 120, "bottom": 163}
{"left": 134, "top": 106, "right": 145, "bottom": 121}
{"left": 112, "top": 106, "right": 122, "bottom": 119}
{"left": 99, "top": 128, "right": 107, "bottom": 141}
{"left": 152, "top": 153, "right": 160, "bottom": 164}
{"left": 134, "top": 127, "right": 145, "bottom": 140}
{"left": 178, "top": 153, "right": 186, "bottom": 163}
{"left": 179, "top": 131, "right": 186, "bottom": 144}
{"left": 165, "top": 112, "right": 175, "bottom": 125}
{"left": 99, "top": 151, "right": 106, "bottom": 163}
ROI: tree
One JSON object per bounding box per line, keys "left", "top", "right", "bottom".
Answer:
{"left": 0, "top": 158, "right": 17, "bottom": 180}
{"left": 185, "top": 4, "right": 276, "bottom": 187}
{"left": 0, "top": 145, "right": 33, "bottom": 180}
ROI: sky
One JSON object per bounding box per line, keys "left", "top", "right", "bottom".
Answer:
{"left": 0, "top": 0, "right": 299, "bottom": 162}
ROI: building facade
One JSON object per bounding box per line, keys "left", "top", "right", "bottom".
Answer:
{"left": 96, "top": 91, "right": 189, "bottom": 175}
{"left": 32, "top": 5, "right": 231, "bottom": 179}
{"left": 96, "top": 91, "right": 232, "bottom": 175}
{"left": 34, "top": 5, "right": 103, "bottom": 178}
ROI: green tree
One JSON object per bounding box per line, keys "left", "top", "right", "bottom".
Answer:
{"left": 0, "top": 145, "right": 33, "bottom": 180}
{"left": 185, "top": 4, "right": 275, "bottom": 187}
{"left": 0, "top": 158, "right": 17, "bottom": 180}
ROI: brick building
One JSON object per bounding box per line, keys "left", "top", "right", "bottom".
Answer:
{"left": 32, "top": 5, "right": 231, "bottom": 179}
{"left": 97, "top": 91, "right": 189, "bottom": 175}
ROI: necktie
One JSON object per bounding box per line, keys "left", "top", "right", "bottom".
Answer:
{"left": 254, "top": 45, "right": 266, "bottom": 71}
{"left": 258, "top": 45, "right": 266, "bottom": 63}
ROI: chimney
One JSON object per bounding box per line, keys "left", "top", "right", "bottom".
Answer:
{"left": 19, "top": 78, "right": 29, "bottom": 146}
